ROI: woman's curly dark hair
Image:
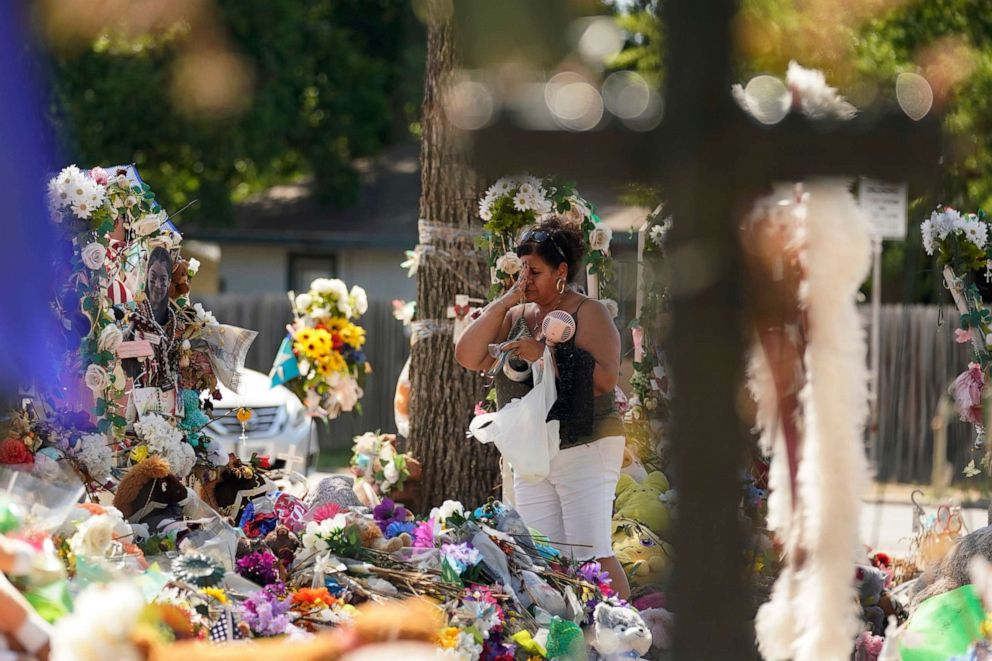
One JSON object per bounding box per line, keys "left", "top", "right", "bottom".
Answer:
{"left": 515, "top": 217, "right": 587, "bottom": 282}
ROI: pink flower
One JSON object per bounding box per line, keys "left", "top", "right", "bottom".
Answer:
{"left": 311, "top": 502, "right": 343, "bottom": 523}
{"left": 952, "top": 362, "right": 985, "bottom": 425}
{"left": 474, "top": 402, "right": 487, "bottom": 416}
{"left": 89, "top": 167, "right": 109, "bottom": 186}
{"left": 412, "top": 519, "right": 437, "bottom": 549}
{"left": 955, "top": 328, "right": 973, "bottom": 344}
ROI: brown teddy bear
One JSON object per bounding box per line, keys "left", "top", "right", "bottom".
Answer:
{"left": 350, "top": 514, "right": 412, "bottom": 554}
{"left": 169, "top": 257, "right": 190, "bottom": 300}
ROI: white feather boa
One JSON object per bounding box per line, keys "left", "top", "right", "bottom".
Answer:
{"left": 753, "top": 179, "right": 872, "bottom": 660}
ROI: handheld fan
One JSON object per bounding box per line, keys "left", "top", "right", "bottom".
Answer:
{"left": 542, "top": 310, "right": 576, "bottom": 344}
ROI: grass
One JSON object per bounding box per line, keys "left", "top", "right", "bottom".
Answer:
{"left": 316, "top": 446, "right": 352, "bottom": 471}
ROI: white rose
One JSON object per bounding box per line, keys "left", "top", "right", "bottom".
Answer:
{"left": 133, "top": 212, "right": 164, "bottom": 237}
{"left": 350, "top": 286, "right": 368, "bottom": 316}
{"left": 310, "top": 307, "right": 331, "bottom": 320}
{"left": 84, "top": 364, "right": 109, "bottom": 392}
{"left": 495, "top": 251, "right": 522, "bottom": 275}
{"left": 70, "top": 514, "right": 114, "bottom": 559}
{"left": 601, "top": 298, "right": 619, "bottom": 319}
{"left": 187, "top": 258, "right": 200, "bottom": 275}
{"left": 97, "top": 324, "right": 123, "bottom": 353}
{"left": 81, "top": 243, "right": 107, "bottom": 270}
{"left": 383, "top": 462, "right": 400, "bottom": 485}
{"left": 295, "top": 293, "right": 314, "bottom": 312}
{"left": 588, "top": 224, "right": 612, "bottom": 252}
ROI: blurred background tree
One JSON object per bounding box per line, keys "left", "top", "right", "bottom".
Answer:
{"left": 43, "top": 0, "right": 424, "bottom": 225}
{"left": 608, "top": 0, "right": 992, "bottom": 302}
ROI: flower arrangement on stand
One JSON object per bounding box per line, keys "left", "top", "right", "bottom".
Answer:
{"left": 477, "top": 175, "right": 617, "bottom": 302}
{"left": 270, "top": 277, "right": 370, "bottom": 420}
{"left": 921, "top": 205, "right": 992, "bottom": 477}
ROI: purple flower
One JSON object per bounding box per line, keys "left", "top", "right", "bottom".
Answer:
{"left": 372, "top": 498, "right": 410, "bottom": 534}
{"left": 578, "top": 561, "right": 612, "bottom": 591}
{"left": 236, "top": 550, "right": 280, "bottom": 586}
{"left": 441, "top": 542, "right": 482, "bottom": 574}
{"left": 240, "top": 582, "right": 290, "bottom": 636}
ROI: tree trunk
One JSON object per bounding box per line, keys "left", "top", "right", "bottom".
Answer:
{"left": 408, "top": 2, "right": 500, "bottom": 513}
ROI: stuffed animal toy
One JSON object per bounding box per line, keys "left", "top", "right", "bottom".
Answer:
{"left": 546, "top": 616, "right": 586, "bottom": 661}
{"left": 611, "top": 517, "right": 673, "bottom": 588}
{"left": 113, "top": 456, "right": 190, "bottom": 538}
{"left": 169, "top": 257, "right": 191, "bottom": 300}
{"left": 305, "top": 475, "right": 363, "bottom": 511}
{"left": 350, "top": 514, "right": 411, "bottom": 553}
{"left": 198, "top": 454, "right": 273, "bottom": 524}
{"left": 620, "top": 446, "right": 648, "bottom": 483}
{"left": 638, "top": 607, "right": 674, "bottom": 652}
{"left": 586, "top": 602, "right": 653, "bottom": 660}
{"left": 264, "top": 524, "right": 301, "bottom": 570}
{"left": 855, "top": 564, "right": 887, "bottom": 635}
{"left": 613, "top": 471, "right": 671, "bottom": 540}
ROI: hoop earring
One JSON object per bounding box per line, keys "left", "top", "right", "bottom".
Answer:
{"left": 556, "top": 277, "right": 566, "bottom": 294}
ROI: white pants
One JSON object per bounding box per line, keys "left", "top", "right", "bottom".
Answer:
{"left": 512, "top": 435, "right": 625, "bottom": 561}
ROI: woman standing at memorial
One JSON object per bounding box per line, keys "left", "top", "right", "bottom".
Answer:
{"left": 455, "top": 217, "right": 630, "bottom": 598}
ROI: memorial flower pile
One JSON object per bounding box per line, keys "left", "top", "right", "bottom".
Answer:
{"left": 350, "top": 431, "right": 412, "bottom": 497}
{"left": 270, "top": 277, "right": 370, "bottom": 419}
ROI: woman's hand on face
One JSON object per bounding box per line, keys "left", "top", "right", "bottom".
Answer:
{"left": 502, "top": 336, "right": 545, "bottom": 363}
{"left": 498, "top": 263, "right": 530, "bottom": 309}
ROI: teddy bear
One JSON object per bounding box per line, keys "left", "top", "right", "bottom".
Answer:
{"left": 350, "top": 514, "right": 412, "bottom": 553}
{"left": 613, "top": 471, "right": 671, "bottom": 540}
{"left": 169, "top": 257, "right": 191, "bottom": 300}
{"left": 585, "top": 602, "right": 653, "bottom": 661}
{"left": 611, "top": 517, "right": 674, "bottom": 588}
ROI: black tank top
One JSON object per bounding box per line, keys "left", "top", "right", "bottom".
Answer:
{"left": 493, "top": 300, "right": 624, "bottom": 448}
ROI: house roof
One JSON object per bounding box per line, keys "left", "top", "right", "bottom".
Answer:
{"left": 185, "top": 141, "right": 648, "bottom": 248}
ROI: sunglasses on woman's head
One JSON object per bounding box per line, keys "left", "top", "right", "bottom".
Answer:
{"left": 520, "top": 229, "right": 566, "bottom": 260}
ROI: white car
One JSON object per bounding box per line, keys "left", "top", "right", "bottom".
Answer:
{"left": 202, "top": 368, "right": 318, "bottom": 475}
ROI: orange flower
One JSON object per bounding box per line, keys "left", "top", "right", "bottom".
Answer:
{"left": 292, "top": 587, "right": 336, "bottom": 609}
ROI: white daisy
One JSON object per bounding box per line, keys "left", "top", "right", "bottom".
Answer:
{"left": 491, "top": 178, "right": 515, "bottom": 195}
{"left": 512, "top": 191, "right": 532, "bottom": 212}
{"left": 963, "top": 219, "right": 988, "bottom": 249}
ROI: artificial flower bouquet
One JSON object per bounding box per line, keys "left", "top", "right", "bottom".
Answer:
{"left": 270, "top": 277, "right": 370, "bottom": 420}
{"left": 921, "top": 206, "right": 992, "bottom": 475}
{"left": 349, "top": 432, "right": 412, "bottom": 498}
{"left": 477, "top": 175, "right": 614, "bottom": 299}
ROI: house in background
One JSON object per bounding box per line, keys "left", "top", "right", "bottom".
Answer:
{"left": 186, "top": 142, "right": 421, "bottom": 303}
{"left": 184, "top": 140, "right": 649, "bottom": 306}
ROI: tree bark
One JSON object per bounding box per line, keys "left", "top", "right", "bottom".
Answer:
{"left": 408, "top": 1, "right": 500, "bottom": 513}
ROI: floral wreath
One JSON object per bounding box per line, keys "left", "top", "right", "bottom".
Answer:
{"left": 920, "top": 205, "right": 992, "bottom": 477}
{"left": 477, "top": 175, "right": 617, "bottom": 302}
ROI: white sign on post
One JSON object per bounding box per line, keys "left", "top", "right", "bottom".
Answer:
{"left": 858, "top": 177, "right": 908, "bottom": 240}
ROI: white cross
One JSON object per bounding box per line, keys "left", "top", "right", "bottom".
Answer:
{"left": 277, "top": 445, "right": 306, "bottom": 473}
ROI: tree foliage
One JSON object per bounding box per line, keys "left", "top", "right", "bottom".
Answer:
{"left": 46, "top": 0, "right": 424, "bottom": 226}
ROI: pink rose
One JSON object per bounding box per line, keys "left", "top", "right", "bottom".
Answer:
{"left": 89, "top": 167, "right": 109, "bottom": 186}
{"left": 955, "top": 328, "right": 973, "bottom": 344}
{"left": 952, "top": 362, "right": 985, "bottom": 425}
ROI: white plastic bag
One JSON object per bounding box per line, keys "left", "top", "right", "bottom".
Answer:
{"left": 469, "top": 345, "right": 560, "bottom": 483}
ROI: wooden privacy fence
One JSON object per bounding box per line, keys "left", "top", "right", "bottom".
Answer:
{"left": 194, "top": 294, "right": 410, "bottom": 449}
{"left": 871, "top": 304, "right": 975, "bottom": 484}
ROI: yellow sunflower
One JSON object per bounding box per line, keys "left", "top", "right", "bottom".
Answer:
{"left": 340, "top": 322, "right": 366, "bottom": 348}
